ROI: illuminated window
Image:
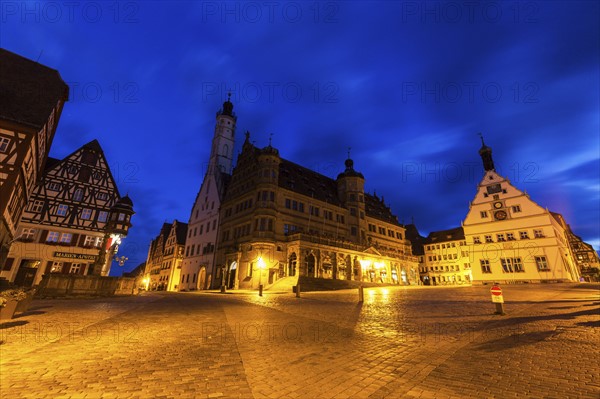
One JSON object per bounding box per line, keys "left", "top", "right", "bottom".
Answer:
{"left": 70, "top": 263, "right": 82, "bottom": 274}
{"left": 98, "top": 211, "right": 108, "bottom": 222}
{"left": 21, "top": 228, "right": 36, "bottom": 240}
{"left": 56, "top": 204, "right": 68, "bottom": 216}
{"left": 50, "top": 261, "right": 63, "bottom": 273}
{"left": 59, "top": 233, "right": 73, "bottom": 244}
{"left": 47, "top": 231, "right": 60, "bottom": 242}
{"left": 81, "top": 208, "right": 92, "bottom": 220}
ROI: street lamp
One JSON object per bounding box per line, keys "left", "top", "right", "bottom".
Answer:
{"left": 92, "top": 195, "right": 134, "bottom": 276}
{"left": 257, "top": 256, "right": 266, "bottom": 296}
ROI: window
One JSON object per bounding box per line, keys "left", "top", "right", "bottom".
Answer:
{"left": 497, "top": 234, "right": 505, "bottom": 242}
{"left": 309, "top": 205, "right": 320, "bottom": 217}
{"left": 118, "top": 213, "right": 126, "bottom": 221}
{"left": 30, "top": 200, "right": 44, "bottom": 213}
{"left": 97, "top": 192, "right": 109, "bottom": 201}
{"left": 480, "top": 259, "right": 491, "bottom": 273}
{"left": 513, "top": 258, "right": 524, "bottom": 272}
{"left": 535, "top": 256, "right": 549, "bottom": 271}
{"left": 50, "top": 261, "right": 63, "bottom": 273}
{"left": 81, "top": 208, "right": 92, "bottom": 220}
{"left": 519, "top": 231, "right": 529, "bottom": 239}
{"left": 56, "top": 204, "right": 68, "bottom": 216}
{"left": 388, "top": 229, "right": 394, "bottom": 237}
{"left": 323, "top": 210, "right": 333, "bottom": 220}
{"left": 464, "top": 263, "right": 471, "bottom": 270}
{"left": 511, "top": 205, "right": 521, "bottom": 213}
{"left": 378, "top": 227, "right": 386, "bottom": 235}
{"left": 396, "top": 232, "right": 403, "bottom": 240}
{"left": 48, "top": 182, "right": 62, "bottom": 191}
{"left": 84, "top": 236, "right": 99, "bottom": 247}
{"left": 534, "top": 229, "right": 545, "bottom": 238}
{"left": 485, "top": 235, "right": 493, "bottom": 243}
{"left": 473, "top": 236, "right": 481, "bottom": 244}
{"left": 501, "top": 258, "right": 514, "bottom": 273}
{"left": 70, "top": 263, "right": 82, "bottom": 274}
{"left": 506, "top": 233, "right": 515, "bottom": 241}
{"left": 212, "top": 220, "right": 217, "bottom": 230}
{"left": 0, "top": 136, "right": 10, "bottom": 152}
{"left": 21, "top": 228, "right": 36, "bottom": 240}
{"left": 350, "top": 208, "right": 357, "bottom": 217}
{"left": 73, "top": 189, "right": 84, "bottom": 202}
{"left": 98, "top": 211, "right": 108, "bottom": 222}
{"left": 47, "top": 231, "right": 60, "bottom": 242}
{"left": 59, "top": 233, "right": 73, "bottom": 244}
{"left": 480, "top": 211, "right": 488, "bottom": 218}
{"left": 351, "top": 226, "right": 357, "bottom": 236}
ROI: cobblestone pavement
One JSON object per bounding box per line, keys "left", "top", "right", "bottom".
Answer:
{"left": 1, "top": 283, "right": 598, "bottom": 398}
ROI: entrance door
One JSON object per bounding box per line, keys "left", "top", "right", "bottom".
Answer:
{"left": 14, "top": 260, "right": 39, "bottom": 287}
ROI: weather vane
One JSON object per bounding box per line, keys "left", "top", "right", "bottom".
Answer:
{"left": 347, "top": 147, "right": 351, "bottom": 159}
{"left": 269, "top": 133, "right": 273, "bottom": 146}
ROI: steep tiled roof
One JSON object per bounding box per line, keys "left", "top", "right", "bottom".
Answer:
{"left": 425, "top": 227, "right": 465, "bottom": 243}
{"left": 404, "top": 224, "right": 426, "bottom": 256}
{"left": 0, "top": 48, "right": 69, "bottom": 128}
{"left": 174, "top": 221, "right": 188, "bottom": 245}
{"left": 278, "top": 159, "right": 341, "bottom": 206}
{"left": 365, "top": 194, "right": 401, "bottom": 226}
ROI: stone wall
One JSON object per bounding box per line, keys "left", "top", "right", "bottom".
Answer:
{"left": 37, "top": 274, "right": 137, "bottom": 297}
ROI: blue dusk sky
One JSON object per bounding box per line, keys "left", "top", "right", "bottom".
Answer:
{"left": 1, "top": 1, "right": 598, "bottom": 274}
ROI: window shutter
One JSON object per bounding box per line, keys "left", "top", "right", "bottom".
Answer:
{"left": 80, "top": 264, "right": 87, "bottom": 275}
{"left": 39, "top": 230, "right": 48, "bottom": 243}
{"left": 2, "top": 258, "right": 14, "bottom": 271}
{"left": 78, "top": 235, "right": 86, "bottom": 247}
{"left": 71, "top": 234, "right": 79, "bottom": 246}
{"left": 62, "top": 262, "right": 71, "bottom": 274}
{"left": 45, "top": 261, "right": 53, "bottom": 274}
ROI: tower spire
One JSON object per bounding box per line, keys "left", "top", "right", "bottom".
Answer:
{"left": 477, "top": 133, "right": 495, "bottom": 172}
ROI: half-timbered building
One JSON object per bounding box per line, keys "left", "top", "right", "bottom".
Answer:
{"left": 144, "top": 220, "right": 188, "bottom": 291}
{"left": 1, "top": 139, "right": 131, "bottom": 286}
{"left": 0, "top": 49, "right": 69, "bottom": 267}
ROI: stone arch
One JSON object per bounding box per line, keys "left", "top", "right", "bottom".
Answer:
{"left": 288, "top": 253, "right": 297, "bottom": 276}
{"left": 306, "top": 253, "right": 316, "bottom": 277}
{"left": 198, "top": 267, "right": 206, "bottom": 290}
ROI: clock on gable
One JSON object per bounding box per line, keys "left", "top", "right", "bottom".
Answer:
{"left": 494, "top": 210, "right": 507, "bottom": 220}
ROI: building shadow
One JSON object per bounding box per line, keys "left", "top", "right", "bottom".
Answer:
{"left": 0, "top": 320, "right": 29, "bottom": 330}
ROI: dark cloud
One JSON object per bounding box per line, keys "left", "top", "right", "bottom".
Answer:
{"left": 2, "top": 0, "right": 598, "bottom": 273}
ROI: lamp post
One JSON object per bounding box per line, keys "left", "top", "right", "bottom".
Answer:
{"left": 92, "top": 195, "right": 134, "bottom": 276}
{"left": 257, "top": 256, "right": 266, "bottom": 296}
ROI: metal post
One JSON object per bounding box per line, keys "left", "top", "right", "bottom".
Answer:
{"left": 358, "top": 285, "right": 364, "bottom": 303}
{"left": 295, "top": 283, "right": 301, "bottom": 298}
{"left": 494, "top": 303, "right": 505, "bottom": 315}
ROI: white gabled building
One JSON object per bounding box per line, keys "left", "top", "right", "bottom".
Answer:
{"left": 178, "top": 95, "right": 236, "bottom": 290}
{"left": 463, "top": 137, "right": 580, "bottom": 284}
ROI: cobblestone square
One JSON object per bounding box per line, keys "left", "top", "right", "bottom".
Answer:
{"left": 1, "top": 283, "right": 598, "bottom": 398}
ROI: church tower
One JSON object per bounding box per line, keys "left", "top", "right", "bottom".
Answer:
{"left": 208, "top": 93, "right": 236, "bottom": 174}
{"left": 178, "top": 96, "right": 237, "bottom": 291}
